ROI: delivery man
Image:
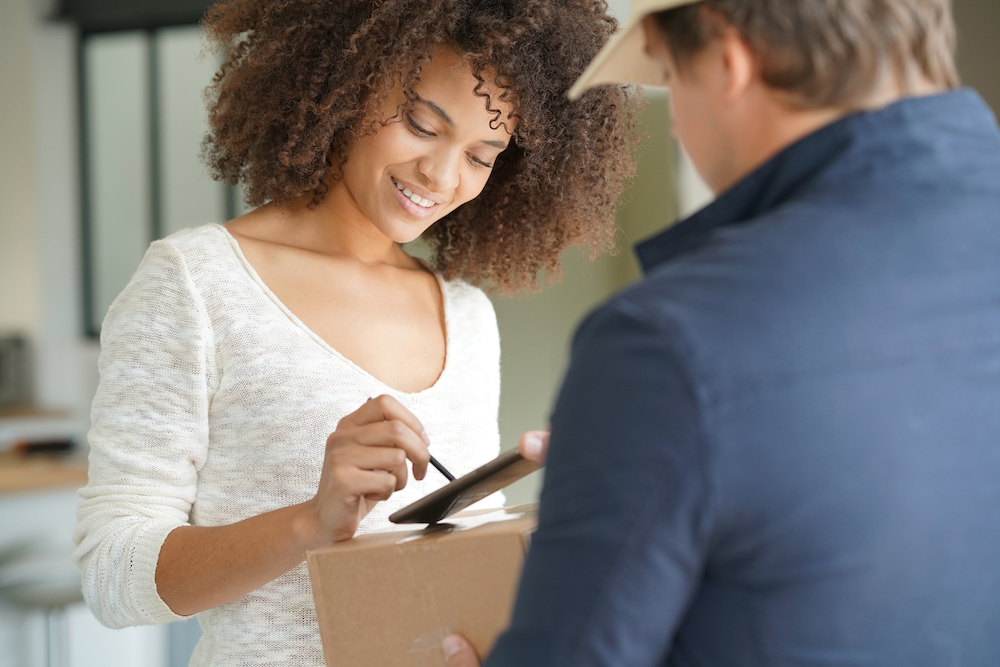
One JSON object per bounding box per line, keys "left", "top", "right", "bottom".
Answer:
{"left": 444, "top": 0, "right": 1000, "bottom": 665}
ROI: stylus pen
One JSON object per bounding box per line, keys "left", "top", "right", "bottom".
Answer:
{"left": 429, "top": 455, "right": 456, "bottom": 482}
{"left": 366, "top": 397, "right": 455, "bottom": 481}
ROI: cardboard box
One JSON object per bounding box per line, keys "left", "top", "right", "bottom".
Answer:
{"left": 307, "top": 505, "right": 536, "bottom": 667}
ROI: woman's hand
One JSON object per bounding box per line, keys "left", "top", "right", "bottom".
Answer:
{"left": 517, "top": 429, "right": 549, "bottom": 463}
{"left": 303, "top": 395, "right": 431, "bottom": 545}
{"left": 155, "top": 395, "right": 431, "bottom": 616}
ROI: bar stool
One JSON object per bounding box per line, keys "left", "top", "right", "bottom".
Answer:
{"left": 0, "top": 542, "right": 83, "bottom": 667}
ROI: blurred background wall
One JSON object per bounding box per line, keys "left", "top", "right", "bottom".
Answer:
{"left": 0, "top": 0, "right": 997, "bottom": 665}
{"left": 2, "top": 0, "right": 998, "bottom": 503}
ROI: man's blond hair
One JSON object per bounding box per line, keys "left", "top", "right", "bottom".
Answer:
{"left": 654, "top": 0, "right": 959, "bottom": 108}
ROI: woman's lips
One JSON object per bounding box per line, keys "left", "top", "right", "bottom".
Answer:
{"left": 391, "top": 177, "right": 441, "bottom": 219}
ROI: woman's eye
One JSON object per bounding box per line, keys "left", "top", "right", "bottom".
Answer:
{"left": 405, "top": 114, "right": 493, "bottom": 168}
{"left": 468, "top": 154, "right": 493, "bottom": 169}
{"left": 406, "top": 115, "right": 433, "bottom": 136}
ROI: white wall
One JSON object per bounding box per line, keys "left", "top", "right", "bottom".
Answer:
{"left": 0, "top": 0, "right": 99, "bottom": 424}
{"left": 32, "top": 21, "right": 101, "bottom": 421}
{"left": 1, "top": 1, "right": 151, "bottom": 665}
{"left": 0, "top": 0, "right": 42, "bottom": 339}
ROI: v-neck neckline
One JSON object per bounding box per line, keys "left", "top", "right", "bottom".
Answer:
{"left": 211, "top": 223, "right": 452, "bottom": 397}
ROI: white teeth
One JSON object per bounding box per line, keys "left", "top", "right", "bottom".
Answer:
{"left": 393, "top": 178, "right": 434, "bottom": 208}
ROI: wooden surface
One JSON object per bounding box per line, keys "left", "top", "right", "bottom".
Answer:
{"left": 0, "top": 452, "right": 89, "bottom": 495}
{"left": 0, "top": 405, "right": 73, "bottom": 419}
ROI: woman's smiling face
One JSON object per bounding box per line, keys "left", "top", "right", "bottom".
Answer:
{"left": 334, "top": 48, "right": 514, "bottom": 244}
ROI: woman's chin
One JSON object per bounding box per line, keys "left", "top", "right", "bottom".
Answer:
{"left": 381, "top": 218, "right": 440, "bottom": 246}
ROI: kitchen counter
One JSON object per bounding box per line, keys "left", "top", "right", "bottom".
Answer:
{"left": 0, "top": 451, "right": 88, "bottom": 496}
{"left": 0, "top": 405, "right": 87, "bottom": 495}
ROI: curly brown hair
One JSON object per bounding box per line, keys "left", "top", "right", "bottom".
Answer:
{"left": 201, "top": 0, "right": 639, "bottom": 293}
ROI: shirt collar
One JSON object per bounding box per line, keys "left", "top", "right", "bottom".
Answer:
{"left": 633, "top": 89, "right": 991, "bottom": 274}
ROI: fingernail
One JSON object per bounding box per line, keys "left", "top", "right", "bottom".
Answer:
{"left": 421, "top": 429, "right": 431, "bottom": 446}
{"left": 524, "top": 433, "right": 543, "bottom": 459}
{"left": 442, "top": 635, "right": 463, "bottom": 660}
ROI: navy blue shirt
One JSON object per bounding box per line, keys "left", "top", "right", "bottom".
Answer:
{"left": 486, "top": 90, "right": 1000, "bottom": 667}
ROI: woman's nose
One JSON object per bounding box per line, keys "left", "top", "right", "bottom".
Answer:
{"left": 417, "top": 147, "right": 460, "bottom": 192}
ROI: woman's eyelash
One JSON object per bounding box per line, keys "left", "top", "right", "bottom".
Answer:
{"left": 470, "top": 156, "right": 493, "bottom": 168}
{"left": 406, "top": 115, "right": 433, "bottom": 136}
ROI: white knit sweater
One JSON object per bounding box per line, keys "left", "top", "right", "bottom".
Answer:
{"left": 72, "top": 224, "right": 503, "bottom": 667}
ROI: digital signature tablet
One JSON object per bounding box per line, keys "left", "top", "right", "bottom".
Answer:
{"left": 389, "top": 449, "right": 542, "bottom": 524}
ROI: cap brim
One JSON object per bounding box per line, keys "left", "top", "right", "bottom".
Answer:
{"left": 567, "top": 0, "right": 700, "bottom": 100}
{"left": 568, "top": 18, "right": 665, "bottom": 100}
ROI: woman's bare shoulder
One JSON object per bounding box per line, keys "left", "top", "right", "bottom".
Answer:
{"left": 223, "top": 204, "right": 288, "bottom": 245}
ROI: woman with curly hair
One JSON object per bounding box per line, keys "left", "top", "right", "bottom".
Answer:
{"left": 73, "top": 0, "right": 637, "bottom": 664}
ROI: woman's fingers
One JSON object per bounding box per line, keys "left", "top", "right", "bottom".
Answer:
{"left": 335, "top": 396, "right": 432, "bottom": 479}
{"left": 326, "top": 442, "right": 410, "bottom": 492}
{"left": 324, "top": 460, "right": 399, "bottom": 501}
{"left": 341, "top": 395, "right": 429, "bottom": 442}
{"left": 347, "top": 468, "right": 398, "bottom": 503}
{"left": 312, "top": 396, "right": 436, "bottom": 542}
{"left": 518, "top": 429, "right": 550, "bottom": 463}
{"left": 330, "top": 419, "right": 430, "bottom": 481}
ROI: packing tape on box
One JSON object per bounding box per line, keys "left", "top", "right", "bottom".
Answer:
{"left": 408, "top": 627, "right": 452, "bottom": 655}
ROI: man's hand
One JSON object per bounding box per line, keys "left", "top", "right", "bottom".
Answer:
{"left": 442, "top": 634, "right": 480, "bottom": 667}
{"left": 439, "top": 432, "right": 546, "bottom": 667}
{"left": 518, "top": 429, "right": 549, "bottom": 463}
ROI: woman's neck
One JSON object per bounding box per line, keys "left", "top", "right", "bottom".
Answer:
{"left": 267, "top": 186, "right": 410, "bottom": 268}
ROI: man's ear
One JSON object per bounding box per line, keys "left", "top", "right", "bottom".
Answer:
{"left": 718, "top": 26, "right": 756, "bottom": 103}
{"left": 641, "top": 15, "right": 672, "bottom": 67}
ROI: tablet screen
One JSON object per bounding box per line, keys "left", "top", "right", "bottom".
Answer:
{"left": 389, "top": 449, "right": 542, "bottom": 524}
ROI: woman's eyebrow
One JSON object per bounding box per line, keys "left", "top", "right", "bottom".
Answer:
{"left": 415, "top": 96, "right": 509, "bottom": 149}
{"left": 415, "top": 96, "right": 455, "bottom": 128}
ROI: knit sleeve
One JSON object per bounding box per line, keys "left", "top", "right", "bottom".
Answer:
{"left": 72, "top": 239, "right": 215, "bottom": 628}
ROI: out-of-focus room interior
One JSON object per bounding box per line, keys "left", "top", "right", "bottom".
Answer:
{"left": 1, "top": 0, "right": 997, "bottom": 664}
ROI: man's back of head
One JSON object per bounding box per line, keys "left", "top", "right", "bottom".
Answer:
{"left": 638, "top": 0, "right": 960, "bottom": 193}
{"left": 652, "top": 0, "right": 958, "bottom": 110}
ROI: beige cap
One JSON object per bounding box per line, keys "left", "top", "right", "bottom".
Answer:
{"left": 568, "top": 0, "right": 701, "bottom": 100}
